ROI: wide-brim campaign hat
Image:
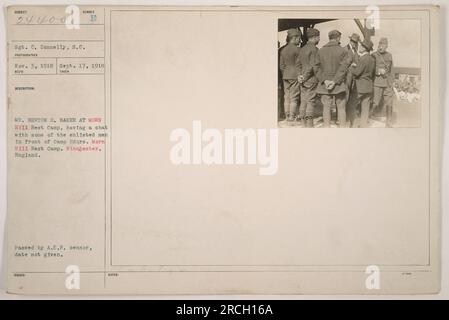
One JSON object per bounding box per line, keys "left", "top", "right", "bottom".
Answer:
{"left": 349, "top": 33, "right": 360, "bottom": 42}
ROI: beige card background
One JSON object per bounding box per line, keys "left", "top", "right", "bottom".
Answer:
{"left": 6, "top": 5, "right": 441, "bottom": 295}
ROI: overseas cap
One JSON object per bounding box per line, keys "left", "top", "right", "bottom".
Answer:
{"left": 328, "top": 29, "right": 342, "bottom": 39}
{"left": 379, "top": 37, "right": 389, "bottom": 45}
{"left": 287, "top": 28, "right": 301, "bottom": 37}
{"left": 349, "top": 33, "right": 360, "bottom": 42}
{"left": 306, "top": 28, "right": 320, "bottom": 38}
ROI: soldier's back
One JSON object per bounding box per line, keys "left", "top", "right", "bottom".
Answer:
{"left": 280, "top": 43, "right": 301, "bottom": 79}
{"left": 318, "top": 42, "right": 347, "bottom": 78}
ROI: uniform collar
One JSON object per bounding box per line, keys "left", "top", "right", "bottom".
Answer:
{"left": 348, "top": 44, "right": 357, "bottom": 54}
{"left": 325, "top": 40, "right": 340, "bottom": 47}
{"left": 375, "top": 50, "right": 389, "bottom": 55}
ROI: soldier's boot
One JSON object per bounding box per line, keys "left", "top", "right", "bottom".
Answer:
{"left": 287, "top": 114, "right": 296, "bottom": 126}
{"left": 305, "top": 116, "right": 314, "bottom": 128}
{"left": 289, "top": 114, "right": 296, "bottom": 122}
{"left": 296, "top": 110, "right": 305, "bottom": 126}
{"left": 370, "top": 104, "right": 379, "bottom": 119}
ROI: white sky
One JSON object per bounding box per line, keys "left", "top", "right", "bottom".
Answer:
{"left": 278, "top": 19, "right": 421, "bottom": 68}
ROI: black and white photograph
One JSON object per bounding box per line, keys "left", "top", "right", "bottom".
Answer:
{"left": 278, "top": 18, "right": 421, "bottom": 128}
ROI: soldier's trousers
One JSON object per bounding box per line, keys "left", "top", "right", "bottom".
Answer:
{"left": 298, "top": 84, "right": 317, "bottom": 119}
{"left": 358, "top": 93, "right": 372, "bottom": 128}
{"left": 283, "top": 79, "right": 300, "bottom": 117}
{"left": 321, "top": 92, "right": 346, "bottom": 128}
{"left": 373, "top": 86, "right": 394, "bottom": 126}
{"left": 346, "top": 86, "right": 359, "bottom": 127}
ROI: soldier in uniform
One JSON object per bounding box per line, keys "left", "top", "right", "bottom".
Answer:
{"left": 297, "top": 28, "right": 320, "bottom": 128}
{"left": 372, "top": 38, "right": 394, "bottom": 127}
{"left": 279, "top": 28, "right": 301, "bottom": 122}
{"left": 345, "top": 33, "right": 361, "bottom": 127}
{"left": 315, "top": 29, "right": 350, "bottom": 128}
{"left": 345, "top": 33, "right": 360, "bottom": 92}
{"left": 349, "top": 38, "right": 375, "bottom": 128}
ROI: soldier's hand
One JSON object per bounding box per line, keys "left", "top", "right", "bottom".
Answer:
{"left": 326, "top": 81, "right": 336, "bottom": 90}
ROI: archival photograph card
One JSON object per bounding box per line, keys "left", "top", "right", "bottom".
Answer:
{"left": 6, "top": 5, "right": 441, "bottom": 295}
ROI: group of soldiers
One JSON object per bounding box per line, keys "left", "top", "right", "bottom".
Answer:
{"left": 279, "top": 27, "right": 394, "bottom": 128}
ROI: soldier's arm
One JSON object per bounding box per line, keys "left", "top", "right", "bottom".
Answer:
{"left": 333, "top": 50, "right": 350, "bottom": 84}
{"left": 350, "top": 57, "right": 365, "bottom": 78}
{"left": 279, "top": 51, "right": 286, "bottom": 73}
{"left": 295, "top": 49, "right": 302, "bottom": 76}
{"left": 387, "top": 54, "right": 393, "bottom": 73}
{"left": 297, "top": 51, "right": 303, "bottom": 76}
{"left": 314, "top": 51, "right": 324, "bottom": 83}
{"left": 372, "top": 52, "right": 380, "bottom": 75}
{"left": 302, "top": 48, "right": 316, "bottom": 82}
{"left": 370, "top": 58, "right": 376, "bottom": 79}
{"left": 387, "top": 54, "right": 394, "bottom": 85}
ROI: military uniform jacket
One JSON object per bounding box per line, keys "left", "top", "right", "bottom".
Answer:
{"left": 345, "top": 43, "right": 359, "bottom": 87}
{"left": 372, "top": 50, "right": 393, "bottom": 88}
{"left": 315, "top": 41, "right": 350, "bottom": 94}
{"left": 279, "top": 43, "right": 301, "bottom": 80}
{"left": 298, "top": 42, "right": 319, "bottom": 88}
{"left": 345, "top": 44, "right": 360, "bottom": 65}
{"left": 350, "top": 52, "right": 375, "bottom": 94}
